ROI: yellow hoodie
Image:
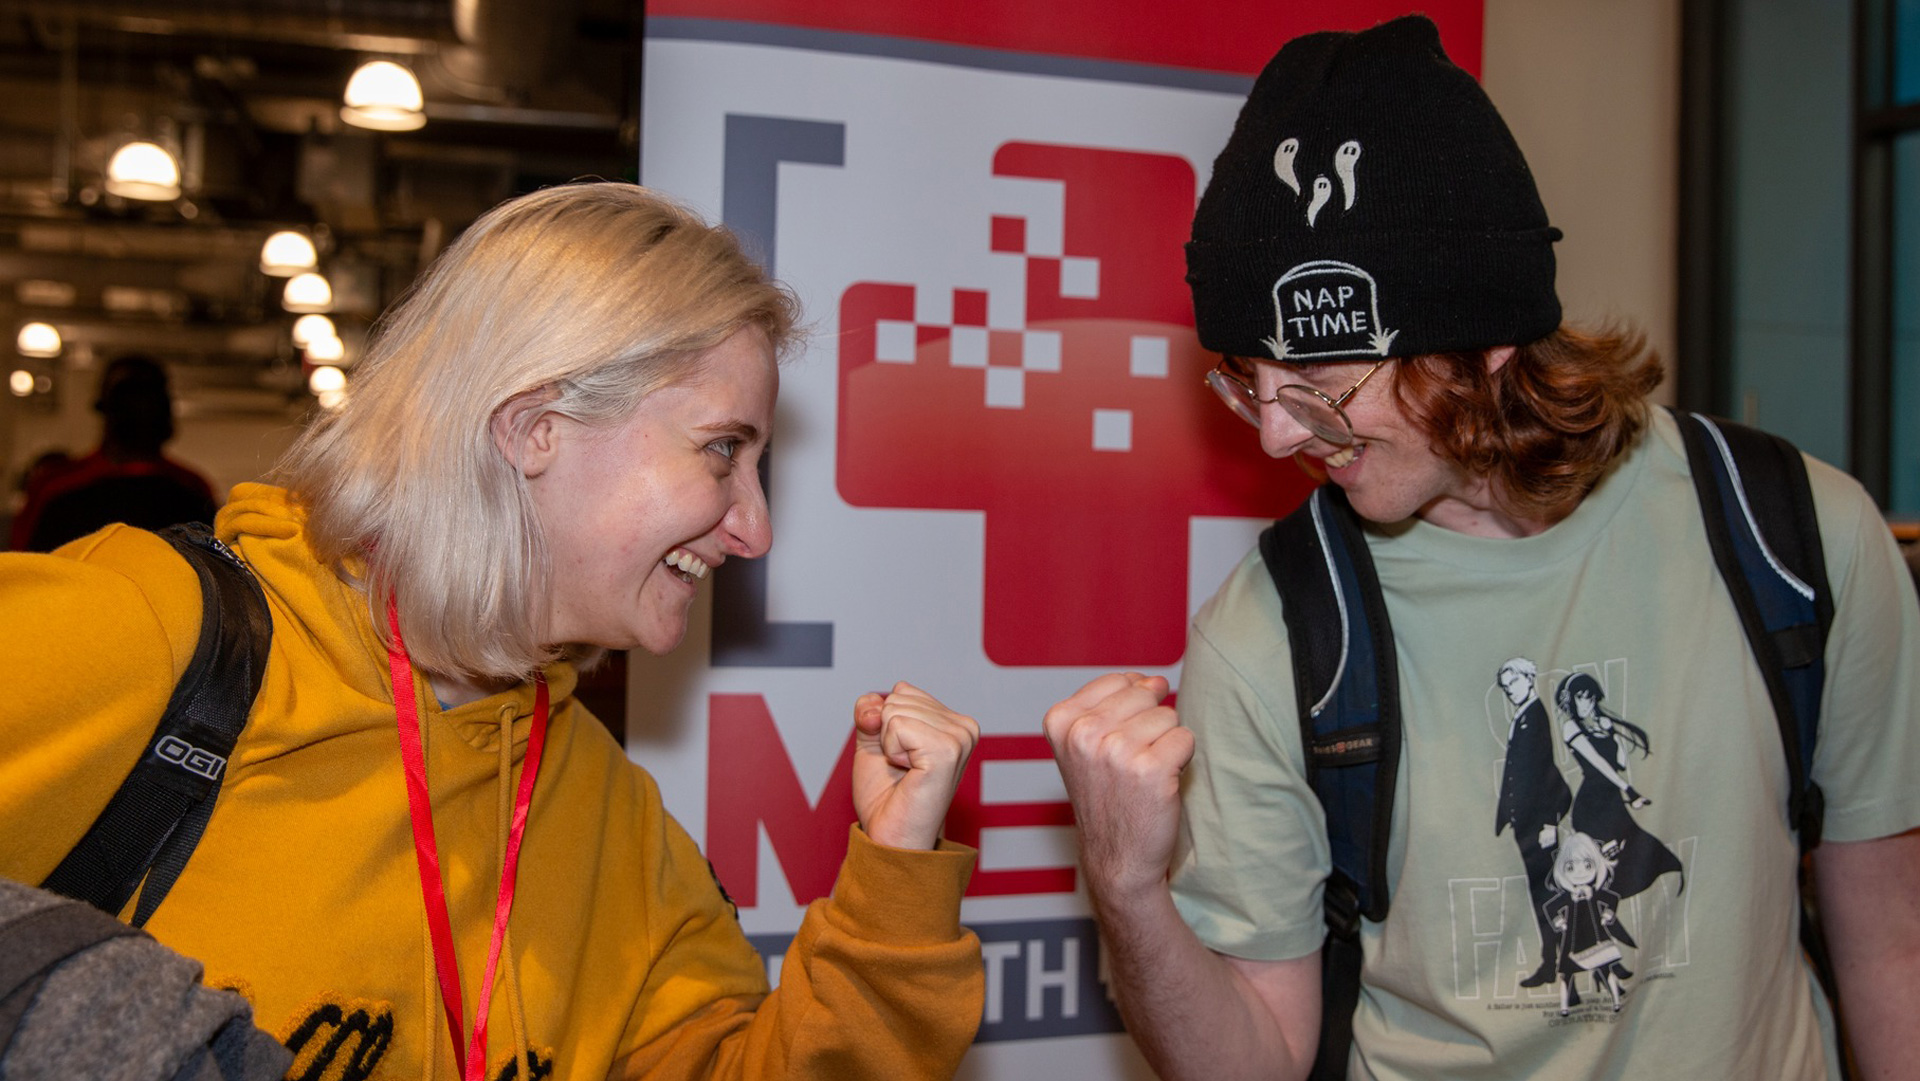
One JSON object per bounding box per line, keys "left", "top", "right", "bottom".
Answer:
{"left": 0, "top": 483, "right": 984, "bottom": 1081}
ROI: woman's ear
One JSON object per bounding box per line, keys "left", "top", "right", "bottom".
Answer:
{"left": 1486, "top": 345, "right": 1517, "bottom": 374}
{"left": 491, "top": 391, "right": 562, "bottom": 478}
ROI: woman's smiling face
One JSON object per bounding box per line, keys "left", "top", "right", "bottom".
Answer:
{"left": 523, "top": 326, "right": 778, "bottom": 655}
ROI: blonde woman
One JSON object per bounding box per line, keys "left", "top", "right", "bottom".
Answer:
{"left": 0, "top": 182, "right": 984, "bottom": 1080}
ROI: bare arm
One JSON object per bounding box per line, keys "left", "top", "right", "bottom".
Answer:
{"left": 1095, "top": 879, "right": 1321, "bottom": 1081}
{"left": 1562, "top": 724, "right": 1649, "bottom": 806}
{"left": 1044, "top": 673, "right": 1321, "bottom": 1081}
{"left": 1814, "top": 827, "right": 1920, "bottom": 1081}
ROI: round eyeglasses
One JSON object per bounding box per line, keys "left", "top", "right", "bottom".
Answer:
{"left": 1204, "top": 357, "right": 1389, "bottom": 446}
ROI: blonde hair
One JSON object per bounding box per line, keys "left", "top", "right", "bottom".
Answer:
{"left": 276, "top": 182, "right": 799, "bottom": 679}
{"left": 1551, "top": 831, "right": 1615, "bottom": 892}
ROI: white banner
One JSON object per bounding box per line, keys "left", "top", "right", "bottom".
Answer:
{"left": 631, "top": 12, "right": 1464, "bottom": 1074}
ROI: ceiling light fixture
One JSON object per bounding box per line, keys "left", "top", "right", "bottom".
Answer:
{"left": 260, "top": 230, "right": 318, "bottom": 276}
{"left": 104, "top": 140, "right": 182, "bottom": 201}
{"left": 308, "top": 365, "right": 347, "bottom": 395}
{"left": 305, "top": 334, "right": 346, "bottom": 363}
{"left": 341, "top": 60, "right": 426, "bottom": 132}
{"left": 16, "top": 322, "right": 62, "bottom": 358}
{"left": 291, "top": 313, "right": 337, "bottom": 346}
{"left": 283, "top": 272, "right": 333, "bottom": 313}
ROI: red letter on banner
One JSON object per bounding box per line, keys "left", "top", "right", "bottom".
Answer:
{"left": 706, "top": 693, "right": 856, "bottom": 907}
{"left": 706, "top": 697, "right": 1077, "bottom": 903}
{"left": 945, "top": 734, "right": 1077, "bottom": 897}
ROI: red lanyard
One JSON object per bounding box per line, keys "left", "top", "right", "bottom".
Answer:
{"left": 386, "top": 599, "right": 548, "bottom": 1081}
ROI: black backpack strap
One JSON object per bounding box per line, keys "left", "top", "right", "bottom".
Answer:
{"left": 40, "top": 522, "right": 273, "bottom": 926}
{"left": 1672, "top": 410, "right": 1832, "bottom": 843}
{"left": 1260, "top": 484, "right": 1401, "bottom": 1081}
{"left": 1673, "top": 410, "right": 1849, "bottom": 1076}
{"left": 0, "top": 895, "right": 141, "bottom": 1048}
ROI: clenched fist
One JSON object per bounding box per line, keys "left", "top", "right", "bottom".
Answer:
{"left": 852, "top": 682, "right": 980, "bottom": 850}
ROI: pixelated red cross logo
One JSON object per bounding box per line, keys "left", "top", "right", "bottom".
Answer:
{"left": 837, "top": 142, "right": 1311, "bottom": 667}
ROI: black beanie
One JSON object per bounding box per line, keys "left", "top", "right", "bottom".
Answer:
{"left": 1186, "top": 14, "right": 1562, "bottom": 363}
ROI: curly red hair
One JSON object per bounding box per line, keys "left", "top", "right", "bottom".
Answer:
{"left": 1388, "top": 325, "right": 1665, "bottom": 523}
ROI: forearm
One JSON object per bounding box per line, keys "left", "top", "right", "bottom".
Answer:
{"left": 1042, "top": 670, "right": 1318, "bottom": 1080}
{"left": 1832, "top": 946, "right": 1920, "bottom": 1081}
{"left": 1815, "top": 831, "right": 1920, "bottom": 1081}
{"left": 782, "top": 830, "right": 984, "bottom": 1079}
{"left": 1091, "top": 881, "right": 1318, "bottom": 1081}
{"left": 617, "top": 827, "right": 983, "bottom": 1081}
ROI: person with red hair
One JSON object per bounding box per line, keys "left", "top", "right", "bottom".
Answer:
{"left": 1044, "top": 14, "right": 1920, "bottom": 1081}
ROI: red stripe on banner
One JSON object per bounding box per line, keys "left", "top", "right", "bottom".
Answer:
{"left": 649, "top": 0, "right": 1485, "bottom": 78}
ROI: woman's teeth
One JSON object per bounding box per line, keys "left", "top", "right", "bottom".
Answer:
{"left": 1325, "top": 443, "right": 1362, "bottom": 469}
{"left": 665, "top": 549, "right": 710, "bottom": 582}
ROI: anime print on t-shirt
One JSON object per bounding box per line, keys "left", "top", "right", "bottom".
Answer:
{"left": 1485, "top": 657, "right": 1686, "bottom": 1021}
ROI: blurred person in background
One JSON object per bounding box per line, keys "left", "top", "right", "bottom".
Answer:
{"left": 9, "top": 354, "right": 216, "bottom": 552}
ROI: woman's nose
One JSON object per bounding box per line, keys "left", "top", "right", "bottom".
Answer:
{"left": 723, "top": 469, "right": 772, "bottom": 558}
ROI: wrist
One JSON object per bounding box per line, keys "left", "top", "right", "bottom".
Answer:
{"left": 1086, "top": 867, "right": 1179, "bottom": 924}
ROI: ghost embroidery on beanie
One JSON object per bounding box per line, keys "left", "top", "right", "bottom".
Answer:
{"left": 1274, "top": 139, "right": 1367, "bottom": 228}
{"left": 1260, "top": 137, "right": 1397, "bottom": 361}
{"left": 1261, "top": 135, "right": 1396, "bottom": 360}
{"left": 1185, "top": 15, "right": 1562, "bottom": 363}
{"left": 1273, "top": 137, "right": 1362, "bottom": 226}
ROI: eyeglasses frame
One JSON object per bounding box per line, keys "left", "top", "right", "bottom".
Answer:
{"left": 1204, "top": 356, "right": 1390, "bottom": 445}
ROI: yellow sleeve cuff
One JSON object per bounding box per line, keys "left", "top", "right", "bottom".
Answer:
{"left": 828, "top": 825, "right": 977, "bottom": 944}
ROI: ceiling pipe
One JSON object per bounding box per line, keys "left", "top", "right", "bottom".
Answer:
{"left": 0, "top": 0, "right": 455, "bottom": 54}
{"left": 51, "top": 14, "right": 76, "bottom": 204}
{"left": 441, "top": 0, "right": 581, "bottom": 103}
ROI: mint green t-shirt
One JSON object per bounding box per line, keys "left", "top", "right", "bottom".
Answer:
{"left": 1171, "top": 410, "right": 1920, "bottom": 1080}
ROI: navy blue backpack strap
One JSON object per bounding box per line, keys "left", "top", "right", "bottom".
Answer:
{"left": 40, "top": 522, "right": 273, "bottom": 926}
{"left": 1672, "top": 410, "right": 1832, "bottom": 844}
{"left": 1673, "top": 409, "right": 1850, "bottom": 1078}
{"left": 1259, "top": 484, "right": 1401, "bottom": 1081}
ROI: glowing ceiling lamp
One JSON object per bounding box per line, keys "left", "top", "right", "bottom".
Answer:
{"left": 283, "top": 272, "right": 333, "bottom": 313}
{"left": 260, "top": 230, "right": 318, "bottom": 276}
{"left": 311, "top": 363, "right": 349, "bottom": 411}
{"left": 104, "top": 140, "right": 182, "bottom": 201}
{"left": 16, "top": 322, "right": 62, "bottom": 359}
{"left": 308, "top": 365, "right": 347, "bottom": 395}
{"left": 341, "top": 60, "right": 426, "bottom": 132}
{"left": 304, "top": 334, "right": 346, "bottom": 363}
{"left": 291, "top": 313, "right": 337, "bottom": 347}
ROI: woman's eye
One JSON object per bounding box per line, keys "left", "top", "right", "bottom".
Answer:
{"left": 707, "top": 437, "right": 739, "bottom": 460}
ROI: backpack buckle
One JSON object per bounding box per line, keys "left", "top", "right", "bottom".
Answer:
{"left": 1322, "top": 872, "right": 1363, "bottom": 941}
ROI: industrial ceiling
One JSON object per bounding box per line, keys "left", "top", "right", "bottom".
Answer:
{"left": 0, "top": 0, "right": 640, "bottom": 416}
